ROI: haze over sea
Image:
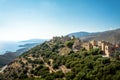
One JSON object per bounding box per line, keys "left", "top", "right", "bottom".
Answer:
{"left": 0, "top": 41, "right": 35, "bottom": 55}
{"left": 0, "top": 41, "right": 19, "bottom": 55}
{"left": 0, "top": 39, "right": 46, "bottom": 55}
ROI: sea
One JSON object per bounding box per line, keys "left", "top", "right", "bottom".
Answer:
{"left": 0, "top": 39, "right": 46, "bottom": 55}
{"left": 0, "top": 41, "right": 27, "bottom": 55}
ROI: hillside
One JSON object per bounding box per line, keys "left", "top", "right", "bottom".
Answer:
{"left": 0, "top": 41, "right": 45, "bottom": 67}
{"left": 68, "top": 28, "right": 120, "bottom": 44}
{"left": 0, "top": 52, "right": 17, "bottom": 67}
{"left": 0, "top": 48, "right": 28, "bottom": 67}
{"left": 83, "top": 29, "right": 120, "bottom": 44}
{"left": 1, "top": 36, "right": 120, "bottom": 80}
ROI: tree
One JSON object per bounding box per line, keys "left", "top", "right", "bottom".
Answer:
{"left": 54, "top": 71, "right": 64, "bottom": 78}
{"left": 53, "top": 63, "right": 59, "bottom": 69}
{"left": 66, "top": 40, "right": 74, "bottom": 48}
{"left": 66, "top": 71, "right": 75, "bottom": 80}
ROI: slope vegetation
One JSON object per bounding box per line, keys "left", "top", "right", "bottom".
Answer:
{"left": 1, "top": 36, "right": 120, "bottom": 80}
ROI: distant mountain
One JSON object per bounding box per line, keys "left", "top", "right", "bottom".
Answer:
{"left": 21, "top": 39, "right": 48, "bottom": 43}
{"left": 0, "top": 39, "right": 47, "bottom": 67}
{"left": 68, "top": 28, "right": 120, "bottom": 44}
{"left": 68, "top": 32, "right": 99, "bottom": 38}
{"left": 82, "top": 29, "right": 120, "bottom": 44}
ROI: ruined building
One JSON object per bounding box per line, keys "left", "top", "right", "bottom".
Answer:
{"left": 82, "top": 40, "right": 119, "bottom": 57}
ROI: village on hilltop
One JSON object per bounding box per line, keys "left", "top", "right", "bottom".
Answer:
{"left": 51, "top": 36, "right": 120, "bottom": 57}
{"left": 82, "top": 40, "right": 120, "bottom": 57}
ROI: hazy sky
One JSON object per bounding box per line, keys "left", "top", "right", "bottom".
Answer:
{"left": 0, "top": 0, "right": 120, "bottom": 41}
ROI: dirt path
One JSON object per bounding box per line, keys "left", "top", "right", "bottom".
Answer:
{"left": 60, "top": 65, "right": 71, "bottom": 74}
{"left": 39, "top": 56, "right": 71, "bottom": 73}
{"left": 40, "top": 57, "right": 56, "bottom": 73}
{"left": 0, "top": 65, "right": 7, "bottom": 73}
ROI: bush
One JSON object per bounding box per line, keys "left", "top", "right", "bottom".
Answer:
{"left": 66, "top": 40, "right": 74, "bottom": 48}
{"left": 54, "top": 71, "right": 64, "bottom": 78}
{"left": 53, "top": 63, "right": 59, "bottom": 69}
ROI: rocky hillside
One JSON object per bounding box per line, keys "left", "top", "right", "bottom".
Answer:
{"left": 68, "top": 28, "right": 120, "bottom": 44}
{"left": 1, "top": 36, "right": 120, "bottom": 80}
{"left": 0, "top": 51, "right": 17, "bottom": 67}
{"left": 83, "top": 29, "right": 120, "bottom": 44}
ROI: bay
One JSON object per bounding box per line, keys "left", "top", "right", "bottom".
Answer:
{"left": 0, "top": 41, "right": 20, "bottom": 55}
{"left": 0, "top": 39, "right": 46, "bottom": 55}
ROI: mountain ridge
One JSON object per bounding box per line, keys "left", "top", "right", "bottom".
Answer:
{"left": 68, "top": 28, "right": 120, "bottom": 44}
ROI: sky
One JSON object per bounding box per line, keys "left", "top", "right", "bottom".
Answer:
{"left": 0, "top": 0, "right": 120, "bottom": 41}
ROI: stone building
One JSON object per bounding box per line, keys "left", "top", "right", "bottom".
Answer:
{"left": 86, "top": 40, "right": 119, "bottom": 57}
{"left": 90, "top": 40, "right": 99, "bottom": 49}
{"left": 52, "top": 36, "right": 61, "bottom": 43}
{"left": 90, "top": 40, "right": 97, "bottom": 46}
{"left": 61, "top": 36, "right": 71, "bottom": 43}
{"left": 97, "top": 41, "right": 103, "bottom": 49}
{"left": 105, "top": 45, "right": 115, "bottom": 57}
{"left": 82, "top": 42, "right": 92, "bottom": 51}
{"left": 101, "top": 41, "right": 106, "bottom": 51}
{"left": 72, "top": 39, "right": 81, "bottom": 52}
